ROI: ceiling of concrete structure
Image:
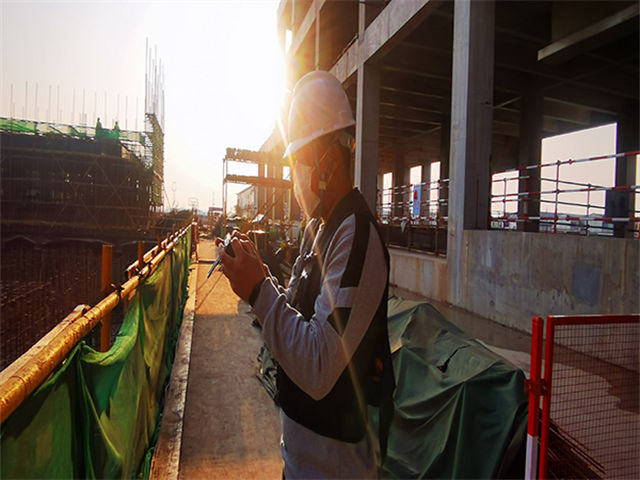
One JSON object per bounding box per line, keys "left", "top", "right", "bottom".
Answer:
{"left": 340, "top": 0, "right": 639, "bottom": 166}
{"left": 276, "top": 0, "right": 637, "bottom": 172}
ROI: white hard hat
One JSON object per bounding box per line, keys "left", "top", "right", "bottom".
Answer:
{"left": 283, "top": 70, "right": 355, "bottom": 159}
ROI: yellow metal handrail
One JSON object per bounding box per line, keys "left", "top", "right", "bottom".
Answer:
{"left": 0, "top": 225, "right": 191, "bottom": 424}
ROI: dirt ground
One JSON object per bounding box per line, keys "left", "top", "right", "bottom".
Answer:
{"left": 179, "top": 239, "right": 283, "bottom": 479}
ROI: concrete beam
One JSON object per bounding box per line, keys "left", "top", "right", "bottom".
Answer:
{"left": 383, "top": 48, "right": 452, "bottom": 81}
{"left": 331, "top": 0, "right": 434, "bottom": 84}
{"left": 379, "top": 102, "right": 445, "bottom": 125}
{"left": 277, "top": 0, "right": 290, "bottom": 27}
{"left": 379, "top": 125, "right": 426, "bottom": 140}
{"left": 383, "top": 63, "right": 452, "bottom": 82}
{"left": 224, "top": 174, "right": 292, "bottom": 190}
{"left": 289, "top": 0, "right": 326, "bottom": 59}
{"left": 380, "top": 86, "right": 449, "bottom": 110}
{"left": 538, "top": 3, "right": 639, "bottom": 64}
{"left": 496, "top": 34, "right": 635, "bottom": 102}
{"left": 491, "top": 120, "right": 519, "bottom": 138}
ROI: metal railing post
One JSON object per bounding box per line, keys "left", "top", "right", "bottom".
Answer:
{"left": 526, "top": 316, "right": 544, "bottom": 480}
{"left": 137, "top": 241, "right": 145, "bottom": 268}
{"left": 539, "top": 316, "right": 556, "bottom": 479}
{"left": 100, "top": 244, "right": 113, "bottom": 352}
{"left": 553, "top": 161, "right": 560, "bottom": 234}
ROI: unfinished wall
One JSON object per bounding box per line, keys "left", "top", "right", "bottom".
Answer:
{"left": 389, "top": 247, "right": 448, "bottom": 303}
{"left": 390, "top": 232, "right": 639, "bottom": 333}
{"left": 462, "top": 231, "right": 639, "bottom": 331}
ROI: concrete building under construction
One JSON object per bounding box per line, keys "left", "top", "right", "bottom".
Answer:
{"left": 0, "top": 119, "right": 160, "bottom": 240}
{"left": 257, "top": 0, "right": 639, "bottom": 331}
{"left": 0, "top": 45, "right": 166, "bottom": 368}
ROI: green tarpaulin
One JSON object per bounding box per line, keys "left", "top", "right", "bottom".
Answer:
{"left": 1, "top": 231, "right": 191, "bottom": 479}
{"left": 380, "top": 298, "right": 527, "bottom": 479}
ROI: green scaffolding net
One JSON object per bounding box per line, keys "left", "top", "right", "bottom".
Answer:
{"left": 1, "top": 230, "right": 192, "bottom": 479}
{"left": 0, "top": 117, "right": 145, "bottom": 144}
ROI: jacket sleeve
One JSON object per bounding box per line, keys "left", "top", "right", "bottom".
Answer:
{"left": 251, "top": 215, "right": 387, "bottom": 401}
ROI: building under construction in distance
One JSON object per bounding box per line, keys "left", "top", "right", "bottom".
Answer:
{"left": 223, "top": 147, "right": 300, "bottom": 237}
{"left": 0, "top": 44, "right": 167, "bottom": 368}
{"left": 0, "top": 117, "right": 162, "bottom": 240}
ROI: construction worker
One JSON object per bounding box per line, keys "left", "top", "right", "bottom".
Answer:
{"left": 218, "top": 70, "right": 394, "bottom": 478}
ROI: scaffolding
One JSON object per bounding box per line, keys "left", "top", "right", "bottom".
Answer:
{"left": 0, "top": 123, "right": 153, "bottom": 238}
{"left": 0, "top": 43, "right": 165, "bottom": 236}
{"left": 145, "top": 39, "right": 165, "bottom": 210}
{"left": 222, "top": 147, "right": 293, "bottom": 220}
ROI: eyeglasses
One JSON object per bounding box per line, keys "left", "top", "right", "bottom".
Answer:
{"left": 289, "top": 139, "right": 334, "bottom": 174}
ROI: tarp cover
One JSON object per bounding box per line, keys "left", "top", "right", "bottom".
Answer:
{"left": 1, "top": 231, "right": 191, "bottom": 479}
{"left": 381, "top": 298, "right": 527, "bottom": 478}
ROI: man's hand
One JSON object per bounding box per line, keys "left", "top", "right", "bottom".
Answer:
{"left": 216, "top": 234, "right": 266, "bottom": 302}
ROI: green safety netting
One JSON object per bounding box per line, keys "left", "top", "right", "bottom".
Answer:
{"left": 0, "top": 117, "right": 145, "bottom": 144}
{"left": 1, "top": 230, "right": 192, "bottom": 479}
{"left": 379, "top": 298, "right": 527, "bottom": 479}
{"left": 0, "top": 118, "right": 37, "bottom": 134}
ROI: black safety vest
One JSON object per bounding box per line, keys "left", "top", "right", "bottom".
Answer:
{"left": 277, "top": 189, "right": 395, "bottom": 448}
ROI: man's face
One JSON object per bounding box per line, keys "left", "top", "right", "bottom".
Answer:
{"left": 289, "top": 138, "right": 331, "bottom": 192}
{"left": 289, "top": 138, "right": 334, "bottom": 217}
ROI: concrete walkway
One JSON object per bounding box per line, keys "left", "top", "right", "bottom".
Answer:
{"left": 179, "top": 239, "right": 282, "bottom": 479}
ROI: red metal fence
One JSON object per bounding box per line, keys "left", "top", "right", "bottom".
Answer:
{"left": 528, "top": 314, "right": 639, "bottom": 479}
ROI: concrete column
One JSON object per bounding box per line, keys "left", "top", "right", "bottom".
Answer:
{"left": 290, "top": 171, "right": 301, "bottom": 221}
{"left": 440, "top": 120, "right": 450, "bottom": 220}
{"left": 267, "top": 164, "right": 275, "bottom": 221}
{"left": 355, "top": 62, "right": 381, "bottom": 214}
{"left": 392, "top": 142, "right": 405, "bottom": 220}
{"left": 354, "top": 1, "right": 381, "bottom": 214}
{"left": 421, "top": 155, "right": 431, "bottom": 220}
{"left": 421, "top": 157, "right": 432, "bottom": 185}
{"left": 291, "top": 0, "right": 296, "bottom": 31}
{"left": 314, "top": 1, "right": 320, "bottom": 70}
{"left": 614, "top": 102, "right": 639, "bottom": 238}
{"left": 359, "top": 0, "right": 381, "bottom": 34}
{"left": 518, "top": 81, "right": 543, "bottom": 232}
{"left": 258, "top": 163, "right": 267, "bottom": 215}
{"left": 448, "top": 0, "right": 495, "bottom": 306}
{"left": 275, "top": 164, "right": 284, "bottom": 221}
